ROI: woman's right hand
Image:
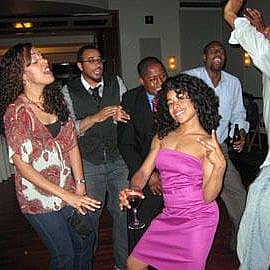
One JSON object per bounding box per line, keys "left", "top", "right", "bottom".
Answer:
{"left": 119, "top": 188, "right": 144, "bottom": 211}
{"left": 64, "top": 192, "right": 101, "bottom": 215}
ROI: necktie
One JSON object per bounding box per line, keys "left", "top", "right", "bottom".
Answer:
{"left": 91, "top": 85, "right": 101, "bottom": 104}
{"left": 152, "top": 97, "right": 158, "bottom": 113}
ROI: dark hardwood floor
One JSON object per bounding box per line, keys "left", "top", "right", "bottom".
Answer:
{"left": 0, "top": 144, "right": 266, "bottom": 270}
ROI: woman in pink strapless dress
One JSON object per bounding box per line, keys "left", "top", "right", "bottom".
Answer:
{"left": 120, "top": 73, "right": 226, "bottom": 270}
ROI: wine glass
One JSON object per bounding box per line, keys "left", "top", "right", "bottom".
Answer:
{"left": 127, "top": 186, "right": 145, "bottom": 230}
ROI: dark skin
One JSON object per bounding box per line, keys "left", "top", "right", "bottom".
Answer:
{"left": 138, "top": 63, "right": 167, "bottom": 195}
{"left": 245, "top": 8, "right": 270, "bottom": 40}
{"left": 203, "top": 42, "right": 246, "bottom": 152}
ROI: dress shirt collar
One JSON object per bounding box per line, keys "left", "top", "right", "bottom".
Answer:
{"left": 146, "top": 92, "right": 156, "bottom": 111}
{"left": 229, "top": 17, "right": 248, "bottom": 45}
{"left": 202, "top": 67, "right": 225, "bottom": 87}
{"left": 146, "top": 92, "right": 155, "bottom": 101}
{"left": 81, "top": 74, "right": 104, "bottom": 93}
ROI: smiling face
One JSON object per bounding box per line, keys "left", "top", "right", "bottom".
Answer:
{"left": 166, "top": 89, "right": 197, "bottom": 125}
{"left": 203, "top": 42, "right": 226, "bottom": 72}
{"left": 23, "top": 48, "right": 54, "bottom": 87}
{"left": 77, "top": 48, "right": 104, "bottom": 86}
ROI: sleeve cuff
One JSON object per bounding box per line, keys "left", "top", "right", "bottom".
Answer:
{"left": 229, "top": 17, "right": 250, "bottom": 45}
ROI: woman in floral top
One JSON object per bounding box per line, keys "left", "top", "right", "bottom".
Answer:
{"left": 0, "top": 43, "right": 101, "bottom": 270}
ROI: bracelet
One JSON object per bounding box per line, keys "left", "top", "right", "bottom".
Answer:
{"left": 75, "top": 179, "right": 86, "bottom": 184}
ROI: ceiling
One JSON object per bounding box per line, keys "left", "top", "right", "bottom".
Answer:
{"left": 180, "top": 0, "right": 226, "bottom": 2}
{"left": 2, "top": 0, "right": 229, "bottom": 19}
{"left": 179, "top": 0, "right": 227, "bottom": 8}
{"left": 2, "top": 1, "right": 230, "bottom": 19}
{"left": 0, "top": 1, "right": 114, "bottom": 38}
{"left": 2, "top": 1, "right": 108, "bottom": 19}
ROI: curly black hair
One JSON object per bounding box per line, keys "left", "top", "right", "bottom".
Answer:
{"left": 154, "top": 73, "right": 221, "bottom": 139}
{"left": 0, "top": 43, "right": 69, "bottom": 134}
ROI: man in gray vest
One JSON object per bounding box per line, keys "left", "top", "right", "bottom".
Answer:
{"left": 62, "top": 44, "right": 130, "bottom": 270}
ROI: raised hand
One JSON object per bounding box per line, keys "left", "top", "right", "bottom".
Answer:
{"left": 94, "top": 106, "right": 121, "bottom": 123}
{"left": 245, "top": 8, "right": 265, "bottom": 33}
{"left": 197, "top": 130, "right": 226, "bottom": 169}
{"left": 112, "top": 106, "right": 130, "bottom": 123}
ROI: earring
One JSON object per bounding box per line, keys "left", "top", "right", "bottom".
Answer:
{"left": 23, "top": 79, "right": 30, "bottom": 87}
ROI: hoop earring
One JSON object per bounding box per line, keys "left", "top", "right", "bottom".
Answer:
{"left": 23, "top": 79, "right": 30, "bottom": 87}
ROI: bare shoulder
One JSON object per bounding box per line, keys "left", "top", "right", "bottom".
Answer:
{"left": 151, "top": 134, "right": 162, "bottom": 149}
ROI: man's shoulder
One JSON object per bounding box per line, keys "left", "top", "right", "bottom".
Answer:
{"left": 66, "top": 76, "right": 81, "bottom": 88}
{"left": 103, "top": 72, "right": 119, "bottom": 81}
{"left": 123, "top": 86, "right": 145, "bottom": 98}
{"left": 222, "top": 70, "right": 241, "bottom": 83}
{"left": 183, "top": 66, "right": 204, "bottom": 76}
{"left": 121, "top": 86, "right": 147, "bottom": 108}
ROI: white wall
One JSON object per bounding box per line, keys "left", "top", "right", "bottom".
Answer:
{"left": 109, "top": 0, "right": 181, "bottom": 88}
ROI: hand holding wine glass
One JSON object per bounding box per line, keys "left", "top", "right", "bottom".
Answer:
{"left": 119, "top": 186, "right": 145, "bottom": 230}
{"left": 119, "top": 186, "right": 144, "bottom": 210}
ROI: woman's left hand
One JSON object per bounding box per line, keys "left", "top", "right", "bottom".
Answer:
{"left": 197, "top": 130, "right": 226, "bottom": 169}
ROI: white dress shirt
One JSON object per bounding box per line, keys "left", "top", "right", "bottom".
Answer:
{"left": 230, "top": 17, "right": 270, "bottom": 168}
{"left": 185, "top": 67, "right": 249, "bottom": 144}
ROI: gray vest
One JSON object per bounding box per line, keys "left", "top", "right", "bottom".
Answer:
{"left": 67, "top": 74, "right": 121, "bottom": 164}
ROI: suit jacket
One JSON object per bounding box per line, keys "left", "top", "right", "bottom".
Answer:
{"left": 118, "top": 85, "right": 154, "bottom": 178}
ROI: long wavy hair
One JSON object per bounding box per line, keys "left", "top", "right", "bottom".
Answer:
{"left": 0, "top": 43, "right": 69, "bottom": 134}
{"left": 155, "top": 73, "right": 221, "bottom": 139}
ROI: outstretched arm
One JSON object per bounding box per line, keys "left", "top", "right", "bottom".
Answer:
{"left": 119, "top": 135, "right": 161, "bottom": 210}
{"left": 130, "top": 135, "right": 161, "bottom": 189}
{"left": 224, "top": 0, "right": 244, "bottom": 28}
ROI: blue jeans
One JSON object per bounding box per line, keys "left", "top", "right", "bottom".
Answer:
{"left": 82, "top": 157, "right": 129, "bottom": 270}
{"left": 26, "top": 206, "right": 95, "bottom": 270}
{"left": 237, "top": 166, "right": 270, "bottom": 270}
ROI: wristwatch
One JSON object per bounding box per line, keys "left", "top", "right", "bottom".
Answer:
{"left": 75, "top": 179, "right": 86, "bottom": 184}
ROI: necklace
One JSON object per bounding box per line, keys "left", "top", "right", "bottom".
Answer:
{"left": 23, "top": 94, "right": 45, "bottom": 112}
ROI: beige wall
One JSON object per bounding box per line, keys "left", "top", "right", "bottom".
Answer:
{"left": 109, "top": 0, "right": 181, "bottom": 88}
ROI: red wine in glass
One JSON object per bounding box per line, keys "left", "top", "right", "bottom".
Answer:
{"left": 128, "top": 195, "right": 141, "bottom": 209}
{"left": 127, "top": 189, "right": 145, "bottom": 230}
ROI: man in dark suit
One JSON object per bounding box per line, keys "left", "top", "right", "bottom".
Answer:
{"left": 118, "top": 57, "right": 167, "bottom": 252}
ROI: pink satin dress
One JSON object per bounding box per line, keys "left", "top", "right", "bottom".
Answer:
{"left": 131, "top": 149, "right": 219, "bottom": 270}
